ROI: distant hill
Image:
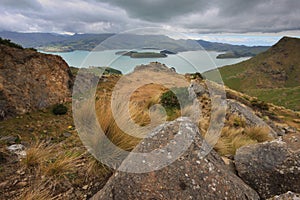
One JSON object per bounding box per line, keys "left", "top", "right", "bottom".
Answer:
{"left": 0, "top": 31, "right": 69, "bottom": 47}
{"left": 0, "top": 31, "right": 269, "bottom": 57}
{"left": 204, "top": 36, "right": 300, "bottom": 110}
{"left": 197, "top": 39, "right": 269, "bottom": 58}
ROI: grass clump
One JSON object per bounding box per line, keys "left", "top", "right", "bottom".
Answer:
{"left": 228, "top": 114, "right": 246, "bottom": 128}
{"left": 214, "top": 126, "right": 272, "bottom": 156}
{"left": 42, "top": 152, "right": 80, "bottom": 178}
{"left": 21, "top": 142, "right": 53, "bottom": 170}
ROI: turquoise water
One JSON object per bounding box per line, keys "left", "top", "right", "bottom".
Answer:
{"left": 43, "top": 50, "right": 250, "bottom": 74}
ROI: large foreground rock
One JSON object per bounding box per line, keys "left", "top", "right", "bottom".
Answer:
{"left": 0, "top": 44, "right": 72, "bottom": 119}
{"left": 235, "top": 137, "right": 300, "bottom": 199}
{"left": 92, "top": 118, "right": 259, "bottom": 200}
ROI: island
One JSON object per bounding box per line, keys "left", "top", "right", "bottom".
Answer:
{"left": 216, "top": 51, "right": 255, "bottom": 59}
{"left": 115, "top": 50, "right": 168, "bottom": 58}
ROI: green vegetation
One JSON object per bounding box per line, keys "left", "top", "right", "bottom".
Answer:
{"left": 204, "top": 36, "right": 300, "bottom": 110}
{"left": 160, "top": 87, "right": 191, "bottom": 120}
{"left": 198, "top": 39, "right": 269, "bottom": 58}
{"left": 216, "top": 51, "right": 254, "bottom": 59}
{"left": 250, "top": 99, "right": 269, "bottom": 111}
{"left": 0, "top": 37, "right": 23, "bottom": 49}
{"left": 247, "top": 87, "right": 300, "bottom": 111}
{"left": 160, "top": 87, "right": 190, "bottom": 109}
{"left": 116, "top": 51, "right": 167, "bottom": 58}
{"left": 103, "top": 67, "right": 122, "bottom": 75}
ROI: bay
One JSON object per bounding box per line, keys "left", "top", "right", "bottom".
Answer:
{"left": 42, "top": 50, "right": 250, "bottom": 74}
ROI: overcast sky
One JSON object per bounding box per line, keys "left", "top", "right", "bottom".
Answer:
{"left": 0, "top": 0, "right": 299, "bottom": 44}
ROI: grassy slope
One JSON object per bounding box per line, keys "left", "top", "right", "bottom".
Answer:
{"left": 1, "top": 68, "right": 300, "bottom": 199}
{"left": 205, "top": 36, "right": 300, "bottom": 110}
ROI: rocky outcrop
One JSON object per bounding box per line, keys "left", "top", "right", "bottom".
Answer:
{"left": 228, "top": 99, "right": 278, "bottom": 137}
{"left": 134, "top": 62, "right": 176, "bottom": 73}
{"left": 0, "top": 44, "right": 72, "bottom": 120}
{"left": 267, "top": 191, "right": 300, "bottom": 200}
{"left": 92, "top": 117, "right": 259, "bottom": 200}
{"left": 235, "top": 137, "right": 300, "bottom": 199}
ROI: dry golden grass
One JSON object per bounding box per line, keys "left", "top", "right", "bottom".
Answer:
{"left": 21, "top": 141, "right": 82, "bottom": 179}
{"left": 42, "top": 152, "right": 81, "bottom": 178}
{"left": 244, "top": 126, "right": 273, "bottom": 142}
{"left": 86, "top": 156, "right": 111, "bottom": 178}
{"left": 214, "top": 126, "right": 272, "bottom": 156}
{"left": 227, "top": 114, "right": 246, "bottom": 128}
{"left": 21, "top": 142, "right": 54, "bottom": 170}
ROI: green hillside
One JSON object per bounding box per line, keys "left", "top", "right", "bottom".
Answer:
{"left": 204, "top": 36, "right": 300, "bottom": 111}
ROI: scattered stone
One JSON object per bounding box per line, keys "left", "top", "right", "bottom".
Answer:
{"left": 16, "top": 181, "right": 27, "bottom": 187}
{"left": 92, "top": 118, "right": 259, "bottom": 200}
{"left": 63, "top": 132, "right": 72, "bottom": 138}
{"left": 7, "top": 144, "right": 26, "bottom": 158}
{"left": 82, "top": 185, "right": 89, "bottom": 190}
{"left": 235, "top": 139, "right": 300, "bottom": 199}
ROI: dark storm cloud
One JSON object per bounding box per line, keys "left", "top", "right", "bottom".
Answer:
{"left": 0, "top": 0, "right": 299, "bottom": 33}
{"left": 96, "top": 0, "right": 212, "bottom": 22}
{"left": 96, "top": 0, "right": 300, "bottom": 33}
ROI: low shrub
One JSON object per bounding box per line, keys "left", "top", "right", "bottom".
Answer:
{"left": 52, "top": 104, "right": 68, "bottom": 115}
{"left": 251, "top": 99, "right": 269, "bottom": 110}
{"left": 160, "top": 87, "right": 190, "bottom": 109}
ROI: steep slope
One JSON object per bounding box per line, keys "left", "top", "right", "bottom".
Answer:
{"left": 205, "top": 36, "right": 300, "bottom": 110}
{"left": 0, "top": 43, "right": 73, "bottom": 120}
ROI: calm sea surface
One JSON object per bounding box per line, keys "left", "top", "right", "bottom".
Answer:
{"left": 43, "top": 50, "right": 250, "bottom": 74}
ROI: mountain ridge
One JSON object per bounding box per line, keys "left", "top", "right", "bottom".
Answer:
{"left": 0, "top": 31, "right": 269, "bottom": 57}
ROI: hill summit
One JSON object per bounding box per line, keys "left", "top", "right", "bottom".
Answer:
{"left": 206, "top": 36, "right": 300, "bottom": 110}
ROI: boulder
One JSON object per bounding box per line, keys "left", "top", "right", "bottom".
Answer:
{"left": 7, "top": 144, "right": 26, "bottom": 158}
{"left": 188, "top": 80, "right": 207, "bottom": 99}
{"left": 0, "top": 44, "right": 72, "bottom": 120}
{"left": 235, "top": 138, "right": 300, "bottom": 199}
{"left": 92, "top": 118, "right": 259, "bottom": 200}
{"left": 227, "top": 99, "right": 278, "bottom": 137}
{"left": 267, "top": 191, "right": 300, "bottom": 200}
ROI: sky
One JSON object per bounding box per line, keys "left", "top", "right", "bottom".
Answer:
{"left": 0, "top": 0, "right": 299, "bottom": 45}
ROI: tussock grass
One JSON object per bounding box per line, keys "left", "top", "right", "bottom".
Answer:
{"left": 215, "top": 126, "right": 272, "bottom": 156}
{"left": 42, "top": 152, "right": 81, "bottom": 178}
{"left": 21, "top": 142, "right": 54, "bottom": 170}
{"left": 21, "top": 141, "right": 82, "bottom": 178}
{"left": 244, "top": 126, "right": 273, "bottom": 142}
{"left": 227, "top": 114, "right": 246, "bottom": 128}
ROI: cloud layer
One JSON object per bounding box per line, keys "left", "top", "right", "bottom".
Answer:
{"left": 0, "top": 0, "right": 299, "bottom": 34}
